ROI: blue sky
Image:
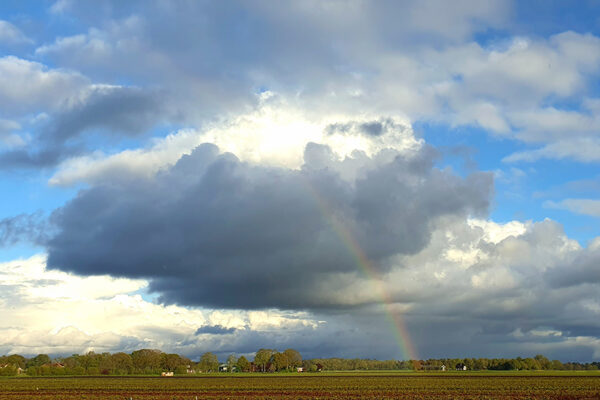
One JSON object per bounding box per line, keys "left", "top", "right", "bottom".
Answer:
{"left": 0, "top": 1, "right": 600, "bottom": 362}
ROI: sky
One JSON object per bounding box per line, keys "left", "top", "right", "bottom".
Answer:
{"left": 0, "top": 0, "right": 599, "bottom": 363}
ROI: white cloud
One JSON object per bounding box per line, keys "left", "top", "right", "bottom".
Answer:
{"left": 36, "top": 31, "right": 113, "bottom": 63}
{"left": 0, "top": 56, "right": 89, "bottom": 116}
{"left": 0, "top": 119, "right": 25, "bottom": 148}
{"left": 383, "top": 218, "right": 583, "bottom": 305}
{"left": 544, "top": 198, "right": 600, "bottom": 217}
{"left": 49, "top": 94, "right": 422, "bottom": 186}
{"left": 509, "top": 106, "right": 599, "bottom": 143}
{"left": 49, "top": 0, "right": 73, "bottom": 14}
{"left": 0, "top": 20, "right": 31, "bottom": 45}
{"left": 29, "top": 3, "right": 600, "bottom": 165}
{"left": 504, "top": 138, "right": 600, "bottom": 163}
{"left": 467, "top": 219, "right": 528, "bottom": 244}
{"left": 0, "top": 254, "right": 319, "bottom": 356}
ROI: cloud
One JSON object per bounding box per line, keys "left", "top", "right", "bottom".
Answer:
{"left": 4, "top": 217, "right": 600, "bottom": 361}
{"left": 0, "top": 21, "right": 32, "bottom": 45}
{"left": 46, "top": 141, "right": 492, "bottom": 310}
{"left": 0, "top": 212, "right": 47, "bottom": 248}
{"left": 504, "top": 138, "right": 600, "bottom": 163}
{"left": 0, "top": 254, "right": 321, "bottom": 358}
{"left": 544, "top": 198, "right": 600, "bottom": 217}
{"left": 379, "top": 217, "right": 600, "bottom": 359}
{"left": 21, "top": 3, "right": 600, "bottom": 170}
{"left": 0, "top": 119, "right": 25, "bottom": 148}
{"left": 0, "top": 56, "right": 88, "bottom": 116}
{"left": 31, "top": 1, "right": 509, "bottom": 126}
{"left": 195, "top": 325, "right": 237, "bottom": 335}
{"left": 48, "top": 98, "right": 422, "bottom": 186}
{"left": 546, "top": 238, "right": 600, "bottom": 288}
{"left": 45, "top": 85, "right": 166, "bottom": 142}
{"left": 49, "top": 0, "right": 73, "bottom": 14}
{"left": 0, "top": 84, "right": 168, "bottom": 169}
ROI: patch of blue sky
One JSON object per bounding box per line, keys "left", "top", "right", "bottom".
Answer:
{"left": 0, "top": 170, "right": 75, "bottom": 260}
{"left": 0, "top": 1, "right": 84, "bottom": 50}
{"left": 0, "top": 243, "right": 44, "bottom": 263}
{"left": 413, "top": 121, "right": 517, "bottom": 175}
{"left": 416, "top": 121, "right": 600, "bottom": 244}
{"left": 0, "top": 170, "right": 77, "bottom": 218}
{"left": 472, "top": 1, "right": 600, "bottom": 56}
{"left": 512, "top": 0, "right": 600, "bottom": 37}
{"left": 132, "top": 286, "right": 160, "bottom": 303}
{"left": 502, "top": 157, "right": 600, "bottom": 243}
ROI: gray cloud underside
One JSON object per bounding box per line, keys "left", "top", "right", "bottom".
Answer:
{"left": 47, "top": 86, "right": 165, "bottom": 143}
{"left": 47, "top": 142, "right": 492, "bottom": 310}
{"left": 0, "top": 86, "right": 166, "bottom": 169}
{"left": 326, "top": 118, "right": 404, "bottom": 137}
{"left": 195, "top": 325, "right": 237, "bottom": 335}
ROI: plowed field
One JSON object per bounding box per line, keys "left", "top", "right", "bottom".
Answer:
{"left": 1, "top": 374, "right": 599, "bottom": 399}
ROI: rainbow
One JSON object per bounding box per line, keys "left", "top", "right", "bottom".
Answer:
{"left": 302, "top": 178, "right": 418, "bottom": 363}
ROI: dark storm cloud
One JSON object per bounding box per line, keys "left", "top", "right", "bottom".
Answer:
{"left": 0, "top": 86, "right": 165, "bottom": 169}
{"left": 0, "top": 212, "right": 47, "bottom": 247}
{"left": 46, "top": 142, "right": 492, "bottom": 310}
{"left": 195, "top": 325, "right": 237, "bottom": 335}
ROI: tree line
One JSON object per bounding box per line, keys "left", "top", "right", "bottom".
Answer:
{"left": 0, "top": 348, "right": 303, "bottom": 376}
{"left": 1, "top": 350, "right": 598, "bottom": 376}
{"left": 310, "top": 355, "right": 600, "bottom": 371}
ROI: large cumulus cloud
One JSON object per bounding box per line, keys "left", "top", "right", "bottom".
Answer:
{"left": 46, "top": 142, "right": 492, "bottom": 310}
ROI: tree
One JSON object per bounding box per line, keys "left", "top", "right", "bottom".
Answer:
{"left": 551, "top": 360, "right": 564, "bottom": 370}
{"left": 175, "top": 365, "right": 188, "bottom": 375}
{"left": 226, "top": 354, "right": 236, "bottom": 372}
{"left": 236, "top": 356, "right": 250, "bottom": 372}
{"left": 111, "top": 352, "right": 133, "bottom": 375}
{"left": 283, "top": 349, "right": 302, "bottom": 370}
{"left": 0, "top": 365, "right": 17, "bottom": 376}
{"left": 161, "top": 353, "right": 185, "bottom": 372}
{"left": 534, "top": 354, "right": 551, "bottom": 370}
{"left": 199, "top": 352, "right": 219, "bottom": 372}
{"left": 5, "top": 354, "right": 26, "bottom": 369}
{"left": 131, "top": 349, "right": 163, "bottom": 373}
{"left": 98, "top": 352, "right": 114, "bottom": 375}
{"left": 26, "top": 354, "right": 50, "bottom": 368}
{"left": 254, "top": 349, "right": 275, "bottom": 372}
{"left": 272, "top": 352, "right": 289, "bottom": 371}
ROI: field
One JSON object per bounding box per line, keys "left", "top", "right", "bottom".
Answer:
{"left": 1, "top": 373, "right": 599, "bottom": 399}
